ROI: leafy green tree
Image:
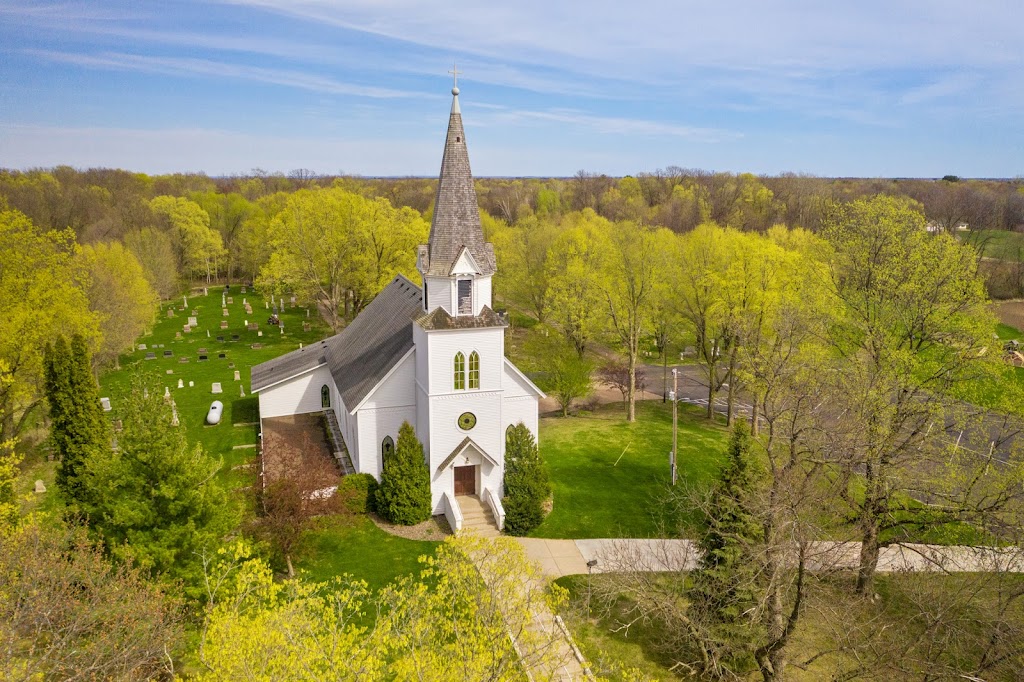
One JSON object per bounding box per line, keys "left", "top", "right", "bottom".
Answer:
{"left": 502, "top": 423, "right": 550, "bottom": 536}
{"left": 123, "top": 228, "right": 179, "bottom": 299}
{"left": 375, "top": 421, "right": 431, "bottom": 525}
{"left": 545, "top": 210, "right": 609, "bottom": 357}
{"left": 0, "top": 208, "right": 99, "bottom": 444}
{"left": 45, "top": 334, "right": 109, "bottom": 507}
{"left": 0, "top": 364, "right": 20, "bottom": 533}
{"left": 150, "top": 195, "right": 225, "bottom": 282}
{"left": 78, "top": 242, "right": 158, "bottom": 367}
{"left": 84, "top": 374, "right": 236, "bottom": 600}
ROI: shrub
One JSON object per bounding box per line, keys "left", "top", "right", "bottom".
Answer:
{"left": 338, "top": 473, "right": 378, "bottom": 514}
{"left": 375, "top": 422, "right": 432, "bottom": 525}
{"left": 502, "top": 423, "right": 550, "bottom": 536}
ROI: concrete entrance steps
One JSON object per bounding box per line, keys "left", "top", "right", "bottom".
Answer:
{"left": 457, "top": 496, "right": 501, "bottom": 538}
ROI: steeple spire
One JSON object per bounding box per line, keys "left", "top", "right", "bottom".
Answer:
{"left": 419, "top": 83, "right": 495, "bottom": 278}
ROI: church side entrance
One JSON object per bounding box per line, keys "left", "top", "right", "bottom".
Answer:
{"left": 454, "top": 465, "right": 476, "bottom": 496}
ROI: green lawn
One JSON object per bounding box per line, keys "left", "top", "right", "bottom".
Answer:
{"left": 996, "top": 322, "right": 1022, "bottom": 341}
{"left": 296, "top": 515, "right": 439, "bottom": 591}
{"left": 97, "top": 287, "right": 332, "bottom": 491}
{"left": 533, "top": 401, "right": 729, "bottom": 539}
{"left": 960, "top": 228, "right": 1024, "bottom": 262}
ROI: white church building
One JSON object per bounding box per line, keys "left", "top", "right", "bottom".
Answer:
{"left": 251, "top": 85, "right": 544, "bottom": 531}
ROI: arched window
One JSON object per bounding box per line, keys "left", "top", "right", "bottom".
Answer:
{"left": 506, "top": 424, "right": 515, "bottom": 441}
{"left": 382, "top": 436, "right": 395, "bottom": 465}
{"left": 321, "top": 385, "right": 330, "bottom": 408}
{"left": 468, "top": 351, "right": 480, "bottom": 389}
{"left": 454, "top": 352, "right": 466, "bottom": 390}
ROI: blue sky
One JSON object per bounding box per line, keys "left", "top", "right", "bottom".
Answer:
{"left": 1, "top": 1, "right": 1022, "bottom": 177}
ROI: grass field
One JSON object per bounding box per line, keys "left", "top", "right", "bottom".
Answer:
{"left": 532, "top": 401, "right": 730, "bottom": 539}
{"left": 960, "top": 228, "right": 1024, "bottom": 262}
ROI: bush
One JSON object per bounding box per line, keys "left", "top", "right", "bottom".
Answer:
{"left": 503, "top": 423, "right": 550, "bottom": 536}
{"left": 375, "top": 422, "right": 432, "bottom": 525}
{"left": 338, "top": 473, "right": 378, "bottom": 514}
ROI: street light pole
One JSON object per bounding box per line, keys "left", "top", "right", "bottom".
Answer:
{"left": 671, "top": 368, "right": 678, "bottom": 486}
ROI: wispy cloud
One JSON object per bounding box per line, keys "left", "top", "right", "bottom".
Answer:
{"left": 25, "top": 49, "right": 428, "bottom": 99}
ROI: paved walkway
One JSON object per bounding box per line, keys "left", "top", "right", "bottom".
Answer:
{"left": 516, "top": 537, "right": 1024, "bottom": 578}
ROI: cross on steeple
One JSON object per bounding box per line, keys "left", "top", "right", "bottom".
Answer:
{"left": 448, "top": 62, "right": 461, "bottom": 89}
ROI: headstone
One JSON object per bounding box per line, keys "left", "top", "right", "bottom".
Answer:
{"left": 218, "top": 353, "right": 226, "bottom": 359}
{"left": 231, "top": 334, "right": 239, "bottom": 341}
{"left": 138, "top": 343, "right": 147, "bottom": 350}
{"left": 188, "top": 316, "right": 198, "bottom": 327}
{"left": 203, "top": 287, "right": 208, "bottom": 296}
{"left": 198, "top": 355, "right": 208, "bottom": 362}
{"left": 234, "top": 370, "right": 241, "bottom": 381}
{"left": 280, "top": 325, "right": 284, "bottom": 335}
{"left": 240, "top": 384, "right": 246, "bottom": 397}
{"left": 265, "top": 301, "right": 269, "bottom": 309}
{"left": 223, "top": 308, "right": 229, "bottom": 316}
{"left": 306, "top": 309, "right": 310, "bottom": 318}
{"left": 290, "top": 296, "right": 296, "bottom": 305}
{"left": 220, "top": 321, "right": 228, "bottom": 329}
{"left": 206, "top": 330, "right": 210, "bottom": 338}
{"left": 175, "top": 331, "right": 182, "bottom": 339}
{"left": 251, "top": 343, "right": 263, "bottom": 350}
{"left": 189, "top": 381, "right": 194, "bottom": 387}
{"left": 242, "top": 298, "right": 247, "bottom": 305}
{"left": 167, "top": 308, "right": 175, "bottom": 318}
{"left": 177, "top": 379, "right": 184, "bottom": 389}
{"left": 241, "top": 286, "right": 247, "bottom": 294}
{"left": 165, "top": 369, "right": 173, "bottom": 375}
{"left": 113, "top": 419, "right": 122, "bottom": 432}
{"left": 178, "top": 357, "right": 189, "bottom": 363}
{"left": 303, "top": 322, "right": 311, "bottom": 332}
{"left": 164, "top": 350, "right": 173, "bottom": 357}
{"left": 249, "top": 324, "right": 259, "bottom": 332}
{"left": 183, "top": 295, "right": 188, "bottom": 308}
{"left": 198, "top": 347, "right": 208, "bottom": 354}
{"left": 191, "top": 309, "right": 198, "bottom": 316}
{"left": 164, "top": 386, "right": 170, "bottom": 398}
{"left": 171, "top": 401, "right": 179, "bottom": 426}
{"left": 257, "top": 330, "right": 263, "bottom": 337}
{"left": 34, "top": 480, "right": 46, "bottom": 494}
{"left": 222, "top": 294, "right": 226, "bottom": 307}
{"left": 216, "top": 335, "right": 224, "bottom": 342}
{"left": 211, "top": 382, "right": 222, "bottom": 394}
{"left": 227, "top": 297, "right": 233, "bottom": 304}
{"left": 183, "top": 325, "right": 191, "bottom": 333}
{"left": 228, "top": 362, "right": 235, "bottom": 369}
{"left": 145, "top": 352, "right": 156, "bottom": 360}
{"left": 100, "top": 397, "right": 111, "bottom": 411}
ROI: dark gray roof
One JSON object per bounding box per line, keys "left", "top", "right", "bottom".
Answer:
{"left": 416, "top": 304, "right": 506, "bottom": 331}
{"left": 251, "top": 275, "right": 424, "bottom": 408}
{"left": 420, "top": 92, "right": 496, "bottom": 278}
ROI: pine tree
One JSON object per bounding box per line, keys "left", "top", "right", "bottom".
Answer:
{"left": 690, "top": 420, "right": 763, "bottom": 668}
{"left": 45, "top": 334, "right": 108, "bottom": 505}
{"left": 502, "top": 423, "right": 550, "bottom": 536}
{"left": 85, "top": 374, "right": 236, "bottom": 601}
{"left": 375, "top": 421, "right": 431, "bottom": 525}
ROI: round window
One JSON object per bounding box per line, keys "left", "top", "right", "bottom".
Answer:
{"left": 458, "top": 412, "right": 477, "bottom": 430}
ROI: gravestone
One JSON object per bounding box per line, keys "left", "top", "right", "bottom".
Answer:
{"left": 113, "top": 419, "right": 122, "bottom": 432}
{"left": 228, "top": 362, "right": 235, "bottom": 369}
{"left": 220, "top": 321, "right": 228, "bottom": 329}
{"left": 198, "top": 347, "right": 207, "bottom": 353}
{"left": 303, "top": 322, "right": 311, "bottom": 332}
{"left": 242, "top": 298, "right": 246, "bottom": 305}
{"left": 145, "top": 352, "right": 156, "bottom": 360}
{"left": 165, "top": 369, "right": 173, "bottom": 375}
{"left": 280, "top": 325, "right": 284, "bottom": 335}
{"left": 183, "top": 296, "right": 188, "bottom": 308}
{"left": 234, "top": 370, "right": 241, "bottom": 381}
{"left": 265, "top": 301, "right": 269, "bottom": 309}
{"left": 138, "top": 343, "right": 147, "bottom": 350}
{"left": 179, "top": 357, "right": 189, "bottom": 363}
{"left": 175, "top": 331, "right": 182, "bottom": 339}
{"left": 247, "top": 323, "right": 259, "bottom": 331}
{"left": 223, "top": 308, "right": 229, "bottom": 316}
{"left": 240, "top": 384, "right": 245, "bottom": 397}
{"left": 183, "top": 325, "right": 191, "bottom": 333}
{"left": 189, "top": 381, "right": 194, "bottom": 387}
{"left": 167, "top": 308, "right": 175, "bottom": 318}
{"left": 306, "top": 309, "right": 310, "bottom": 318}
{"left": 206, "top": 330, "right": 210, "bottom": 337}
{"left": 198, "top": 355, "right": 208, "bottom": 362}
{"left": 211, "top": 382, "right": 222, "bottom": 394}
{"left": 290, "top": 296, "right": 297, "bottom": 306}
{"left": 251, "top": 343, "right": 263, "bottom": 350}
{"left": 177, "top": 379, "right": 184, "bottom": 389}
{"left": 34, "top": 480, "right": 46, "bottom": 494}
{"left": 227, "top": 297, "right": 233, "bottom": 304}
{"left": 163, "top": 350, "right": 173, "bottom": 357}
{"left": 164, "top": 386, "right": 170, "bottom": 398}
{"left": 216, "top": 335, "right": 224, "bottom": 342}
{"left": 231, "top": 334, "right": 240, "bottom": 341}
{"left": 218, "top": 353, "right": 226, "bottom": 359}
{"left": 257, "top": 330, "right": 263, "bottom": 337}
{"left": 240, "top": 286, "right": 247, "bottom": 294}
{"left": 100, "top": 397, "right": 111, "bottom": 411}
{"left": 188, "top": 316, "right": 198, "bottom": 327}
{"left": 191, "top": 309, "right": 198, "bottom": 316}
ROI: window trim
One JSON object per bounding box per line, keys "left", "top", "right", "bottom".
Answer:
{"left": 468, "top": 351, "right": 480, "bottom": 389}
{"left": 321, "top": 384, "right": 331, "bottom": 408}
{"left": 457, "top": 278, "right": 473, "bottom": 316}
{"left": 454, "top": 351, "right": 466, "bottom": 390}
{"left": 382, "top": 436, "right": 395, "bottom": 466}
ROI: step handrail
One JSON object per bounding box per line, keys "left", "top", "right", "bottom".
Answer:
{"left": 482, "top": 487, "right": 505, "bottom": 531}
{"left": 442, "top": 491, "right": 463, "bottom": 532}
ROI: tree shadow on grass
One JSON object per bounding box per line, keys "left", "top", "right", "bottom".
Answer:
{"left": 231, "top": 397, "right": 258, "bottom": 423}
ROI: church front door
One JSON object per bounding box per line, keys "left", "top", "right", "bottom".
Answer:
{"left": 454, "top": 465, "right": 476, "bottom": 496}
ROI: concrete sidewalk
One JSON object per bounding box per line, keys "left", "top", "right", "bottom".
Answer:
{"left": 516, "top": 537, "right": 1024, "bottom": 579}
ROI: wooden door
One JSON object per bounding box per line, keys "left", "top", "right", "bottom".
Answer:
{"left": 454, "top": 465, "right": 476, "bottom": 496}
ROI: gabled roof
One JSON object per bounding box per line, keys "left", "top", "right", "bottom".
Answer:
{"left": 435, "top": 436, "right": 500, "bottom": 476}
{"left": 420, "top": 89, "right": 496, "bottom": 278}
{"left": 251, "top": 275, "right": 424, "bottom": 408}
{"left": 415, "top": 304, "right": 507, "bottom": 331}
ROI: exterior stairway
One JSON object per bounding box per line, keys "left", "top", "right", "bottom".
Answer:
{"left": 457, "top": 496, "right": 501, "bottom": 538}
{"left": 322, "top": 409, "right": 355, "bottom": 475}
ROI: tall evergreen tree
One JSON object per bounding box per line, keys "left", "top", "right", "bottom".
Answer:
{"left": 45, "top": 334, "right": 108, "bottom": 505}
{"left": 375, "top": 421, "right": 431, "bottom": 526}
{"left": 502, "top": 423, "right": 550, "bottom": 536}
{"left": 85, "top": 374, "right": 236, "bottom": 601}
{"left": 690, "top": 421, "right": 763, "bottom": 669}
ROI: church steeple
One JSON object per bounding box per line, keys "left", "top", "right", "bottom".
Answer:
{"left": 417, "top": 84, "right": 496, "bottom": 280}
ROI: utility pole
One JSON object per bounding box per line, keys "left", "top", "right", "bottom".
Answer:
{"left": 670, "top": 367, "right": 678, "bottom": 485}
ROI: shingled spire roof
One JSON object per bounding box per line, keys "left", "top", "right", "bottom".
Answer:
{"left": 420, "top": 87, "right": 496, "bottom": 277}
